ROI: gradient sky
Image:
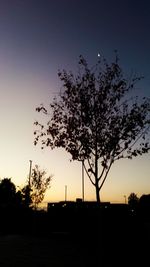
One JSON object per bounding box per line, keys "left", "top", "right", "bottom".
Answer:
{"left": 0, "top": 0, "right": 149, "bottom": 206}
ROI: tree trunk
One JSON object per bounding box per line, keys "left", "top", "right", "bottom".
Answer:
{"left": 95, "top": 154, "right": 100, "bottom": 203}
{"left": 95, "top": 180, "right": 100, "bottom": 203}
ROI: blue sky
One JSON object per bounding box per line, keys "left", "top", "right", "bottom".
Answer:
{"left": 0, "top": 0, "right": 149, "bottom": 205}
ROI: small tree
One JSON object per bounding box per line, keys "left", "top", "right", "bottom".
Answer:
{"left": 30, "top": 165, "right": 52, "bottom": 210}
{"left": 34, "top": 54, "right": 150, "bottom": 203}
{"left": 128, "top": 192, "right": 139, "bottom": 210}
{"left": 21, "top": 184, "right": 32, "bottom": 209}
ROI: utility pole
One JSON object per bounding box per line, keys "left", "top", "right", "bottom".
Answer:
{"left": 29, "top": 160, "right": 32, "bottom": 187}
{"left": 65, "top": 185, "right": 67, "bottom": 202}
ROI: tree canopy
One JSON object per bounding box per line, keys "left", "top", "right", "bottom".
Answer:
{"left": 34, "top": 54, "right": 150, "bottom": 203}
{"left": 0, "top": 178, "right": 23, "bottom": 209}
{"left": 128, "top": 192, "right": 139, "bottom": 209}
{"left": 30, "top": 165, "right": 52, "bottom": 209}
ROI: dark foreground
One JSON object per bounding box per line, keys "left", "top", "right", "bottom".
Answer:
{"left": 0, "top": 207, "right": 149, "bottom": 266}
{"left": 0, "top": 224, "right": 149, "bottom": 267}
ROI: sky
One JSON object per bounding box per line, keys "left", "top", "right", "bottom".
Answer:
{"left": 0, "top": 0, "right": 149, "bottom": 206}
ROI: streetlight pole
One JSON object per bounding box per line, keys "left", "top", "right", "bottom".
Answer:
{"left": 29, "top": 160, "right": 32, "bottom": 187}
{"left": 65, "top": 185, "right": 67, "bottom": 202}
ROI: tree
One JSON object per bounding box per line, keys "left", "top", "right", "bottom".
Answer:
{"left": 29, "top": 165, "right": 52, "bottom": 210}
{"left": 0, "top": 178, "right": 23, "bottom": 209}
{"left": 128, "top": 192, "right": 139, "bottom": 210}
{"left": 21, "top": 184, "right": 32, "bottom": 209}
{"left": 34, "top": 54, "right": 150, "bottom": 203}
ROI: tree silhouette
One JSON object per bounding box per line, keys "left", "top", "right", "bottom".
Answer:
{"left": 0, "top": 178, "right": 23, "bottom": 209}
{"left": 128, "top": 192, "right": 139, "bottom": 211}
{"left": 34, "top": 54, "right": 150, "bottom": 203}
{"left": 30, "top": 165, "right": 52, "bottom": 210}
{"left": 0, "top": 178, "right": 16, "bottom": 207}
{"left": 21, "top": 184, "right": 32, "bottom": 209}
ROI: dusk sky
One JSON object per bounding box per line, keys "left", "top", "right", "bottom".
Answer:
{"left": 0, "top": 0, "right": 149, "bottom": 206}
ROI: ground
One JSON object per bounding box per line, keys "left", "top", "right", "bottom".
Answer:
{"left": 0, "top": 225, "right": 148, "bottom": 267}
{"left": 0, "top": 209, "right": 149, "bottom": 266}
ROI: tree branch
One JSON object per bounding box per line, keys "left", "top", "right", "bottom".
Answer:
{"left": 83, "top": 160, "right": 95, "bottom": 186}
{"left": 114, "top": 125, "right": 150, "bottom": 161}
{"left": 98, "top": 164, "right": 106, "bottom": 182}
{"left": 99, "top": 159, "right": 113, "bottom": 190}
{"left": 87, "top": 158, "right": 95, "bottom": 175}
